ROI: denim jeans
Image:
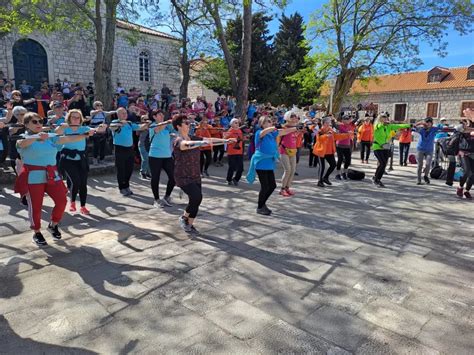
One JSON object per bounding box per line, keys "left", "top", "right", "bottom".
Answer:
{"left": 138, "top": 145, "right": 150, "bottom": 175}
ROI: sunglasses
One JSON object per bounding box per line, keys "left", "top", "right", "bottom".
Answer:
{"left": 30, "top": 119, "right": 44, "bottom": 125}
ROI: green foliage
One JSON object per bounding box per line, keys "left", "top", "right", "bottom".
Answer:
{"left": 196, "top": 58, "right": 233, "bottom": 96}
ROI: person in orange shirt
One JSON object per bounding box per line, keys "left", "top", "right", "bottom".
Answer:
{"left": 313, "top": 116, "right": 353, "bottom": 187}
{"left": 194, "top": 116, "right": 212, "bottom": 177}
{"left": 398, "top": 127, "right": 412, "bottom": 166}
{"left": 210, "top": 116, "right": 225, "bottom": 166}
{"left": 223, "top": 118, "right": 244, "bottom": 185}
{"left": 358, "top": 117, "right": 374, "bottom": 163}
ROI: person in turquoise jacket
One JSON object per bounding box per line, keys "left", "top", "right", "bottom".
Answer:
{"left": 247, "top": 115, "right": 296, "bottom": 216}
{"left": 372, "top": 113, "right": 410, "bottom": 187}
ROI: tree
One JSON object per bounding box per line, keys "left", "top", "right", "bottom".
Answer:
{"left": 196, "top": 58, "right": 232, "bottom": 96}
{"left": 307, "top": 0, "right": 474, "bottom": 114}
{"left": 225, "top": 12, "right": 276, "bottom": 103}
{"left": 149, "top": 0, "right": 215, "bottom": 100}
{"left": 203, "top": 0, "right": 287, "bottom": 115}
{"left": 273, "top": 13, "right": 310, "bottom": 106}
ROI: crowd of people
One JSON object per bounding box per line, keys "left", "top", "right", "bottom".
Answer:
{"left": 0, "top": 77, "right": 473, "bottom": 246}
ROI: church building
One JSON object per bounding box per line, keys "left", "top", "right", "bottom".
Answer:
{"left": 0, "top": 19, "right": 181, "bottom": 94}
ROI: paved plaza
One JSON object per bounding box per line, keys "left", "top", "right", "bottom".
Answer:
{"left": 0, "top": 158, "right": 473, "bottom": 354}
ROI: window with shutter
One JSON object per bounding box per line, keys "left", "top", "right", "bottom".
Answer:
{"left": 461, "top": 102, "right": 474, "bottom": 116}
{"left": 426, "top": 103, "right": 438, "bottom": 118}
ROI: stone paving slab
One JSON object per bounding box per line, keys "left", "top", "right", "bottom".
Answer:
{"left": 1, "top": 159, "right": 473, "bottom": 353}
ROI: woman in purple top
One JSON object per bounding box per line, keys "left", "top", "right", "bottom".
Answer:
{"left": 172, "top": 115, "right": 236, "bottom": 235}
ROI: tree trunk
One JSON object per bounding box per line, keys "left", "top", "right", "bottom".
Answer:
{"left": 179, "top": 28, "right": 189, "bottom": 99}
{"left": 204, "top": 0, "right": 238, "bottom": 95}
{"left": 235, "top": 0, "right": 252, "bottom": 118}
{"left": 93, "top": 0, "right": 107, "bottom": 109}
{"left": 331, "top": 68, "right": 359, "bottom": 115}
{"left": 101, "top": 0, "right": 118, "bottom": 110}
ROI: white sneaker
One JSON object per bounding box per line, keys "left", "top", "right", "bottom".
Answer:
{"left": 153, "top": 200, "right": 161, "bottom": 208}
{"left": 162, "top": 196, "right": 173, "bottom": 207}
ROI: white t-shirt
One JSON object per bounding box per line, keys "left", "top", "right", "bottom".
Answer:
{"left": 116, "top": 86, "right": 125, "bottom": 94}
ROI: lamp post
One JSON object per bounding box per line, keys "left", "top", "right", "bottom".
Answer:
{"left": 328, "top": 77, "right": 336, "bottom": 115}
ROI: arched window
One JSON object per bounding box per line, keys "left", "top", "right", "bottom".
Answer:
{"left": 139, "top": 51, "right": 150, "bottom": 82}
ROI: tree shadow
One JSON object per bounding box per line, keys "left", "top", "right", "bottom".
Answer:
{"left": 0, "top": 315, "right": 97, "bottom": 354}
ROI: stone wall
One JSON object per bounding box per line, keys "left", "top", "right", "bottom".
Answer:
{"left": 342, "top": 88, "right": 474, "bottom": 122}
{"left": 188, "top": 78, "right": 219, "bottom": 103}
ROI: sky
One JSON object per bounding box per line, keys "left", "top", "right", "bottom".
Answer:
{"left": 140, "top": 0, "right": 474, "bottom": 71}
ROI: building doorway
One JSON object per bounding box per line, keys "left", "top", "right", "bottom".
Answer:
{"left": 13, "top": 39, "right": 48, "bottom": 91}
{"left": 394, "top": 103, "right": 407, "bottom": 121}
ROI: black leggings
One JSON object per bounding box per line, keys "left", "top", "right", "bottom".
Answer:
{"left": 256, "top": 169, "right": 276, "bottom": 209}
{"left": 460, "top": 155, "right": 474, "bottom": 191}
{"left": 360, "top": 141, "right": 371, "bottom": 161}
{"left": 309, "top": 148, "right": 318, "bottom": 167}
{"left": 336, "top": 147, "right": 351, "bottom": 170}
{"left": 181, "top": 182, "right": 202, "bottom": 218}
{"left": 114, "top": 145, "right": 135, "bottom": 190}
{"left": 227, "top": 155, "right": 244, "bottom": 182}
{"left": 399, "top": 143, "right": 410, "bottom": 164}
{"left": 200, "top": 150, "right": 212, "bottom": 172}
{"left": 62, "top": 159, "right": 88, "bottom": 206}
{"left": 92, "top": 134, "right": 107, "bottom": 160}
{"left": 149, "top": 157, "right": 175, "bottom": 200}
{"left": 374, "top": 149, "right": 390, "bottom": 181}
{"left": 319, "top": 154, "right": 336, "bottom": 180}
{"left": 213, "top": 145, "right": 225, "bottom": 162}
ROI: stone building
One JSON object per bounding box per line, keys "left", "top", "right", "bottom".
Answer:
{"left": 187, "top": 58, "right": 219, "bottom": 103}
{"left": 0, "top": 19, "right": 181, "bottom": 94}
{"left": 337, "top": 65, "right": 474, "bottom": 122}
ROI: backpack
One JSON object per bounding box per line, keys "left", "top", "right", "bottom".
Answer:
{"left": 347, "top": 169, "right": 365, "bottom": 180}
{"left": 445, "top": 132, "right": 461, "bottom": 156}
{"left": 408, "top": 154, "right": 417, "bottom": 164}
{"left": 430, "top": 166, "right": 443, "bottom": 179}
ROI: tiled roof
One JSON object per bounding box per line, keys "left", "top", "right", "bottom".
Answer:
{"left": 116, "top": 20, "right": 180, "bottom": 42}
{"left": 322, "top": 66, "right": 474, "bottom": 96}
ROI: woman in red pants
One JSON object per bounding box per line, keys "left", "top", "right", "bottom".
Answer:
{"left": 15, "top": 112, "right": 95, "bottom": 246}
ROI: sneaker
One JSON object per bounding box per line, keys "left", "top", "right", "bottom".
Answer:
{"left": 317, "top": 181, "right": 325, "bottom": 187}
{"left": 153, "top": 200, "right": 161, "bottom": 208}
{"left": 146, "top": 173, "right": 152, "bottom": 179}
{"left": 342, "top": 173, "right": 348, "bottom": 180}
{"left": 365, "top": 160, "right": 369, "bottom": 164}
{"left": 179, "top": 216, "right": 192, "bottom": 232}
{"left": 227, "top": 181, "right": 233, "bottom": 185}
{"left": 188, "top": 225, "right": 201, "bottom": 235}
{"left": 163, "top": 195, "right": 173, "bottom": 206}
{"left": 140, "top": 173, "right": 149, "bottom": 180}
{"left": 157, "top": 199, "right": 167, "bottom": 208}
{"left": 232, "top": 179, "right": 239, "bottom": 186}
{"left": 204, "top": 170, "right": 210, "bottom": 177}
{"left": 279, "top": 189, "right": 290, "bottom": 197}
{"left": 80, "top": 206, "right": 90, "bottom": 215}
{"left": 417, "top": 181, "right": 423, "bottom": 185}
{"left": 286, "top": 188, "right": 295, "bottom": 196}
{"left": 33, "top": 232, "right": 47, "bottom": 246}
{"left": 256, "top": 207, "right": 271, "bottom": 215}
{"left": 464, "top": 191, "right": 472, "bottom": 200}
{"left": 361, "top": 160, "right": 365, "bottom": 164}
{"left": 446, "top": 181, "right": 453, "bottom": 187}
{"left": 377, "top": 181, "right": 386, "bottom": 188}
{"left": 457, "top": 187, "right": 464, "bottom": 198}
{"left": 47, "top": 223, "right": 62, "bottom": 241}
{"left": 69, "top": 201, "right": 77, "bottom": 212}
{"left": 322, "top": 178, "right": 332, "bottom": 186}
{"left": 120, "top": 189, "right": 127, "bottom": 195}
{"left": 263, "top": 205, "right": 272, "bottom": 214}
{"left": 125, "top": 188, "right": 134, "bottom": 196}
{"left": 424, "top": 176, "right": 430, "bottom": 185}
{"left": 335, "top": 174, "right": 342, "bottom": 181}
{"left": 404, "top": 162, "right": 408, "bottom": 166}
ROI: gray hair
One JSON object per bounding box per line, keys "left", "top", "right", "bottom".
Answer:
{"left": 230, "top": 118, "right": 240, "bottom": 126}
{"left": 12, "top": 106, "right": 27, "bottom": 118}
